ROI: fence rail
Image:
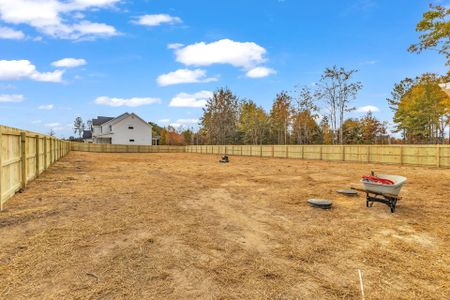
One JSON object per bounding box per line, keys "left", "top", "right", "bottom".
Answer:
{"left": 0, "top": 125, "right": 70, "bottom": 210}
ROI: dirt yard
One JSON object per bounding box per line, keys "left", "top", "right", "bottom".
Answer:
{"left": 0, "top": 152, "right": 449, "bottom": 299}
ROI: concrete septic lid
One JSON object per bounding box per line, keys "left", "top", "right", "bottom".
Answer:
{"left": 307, "top": 199, "right": 332, "bottom": 209}
{"left": 336, "top": 189, "right": 358, "bottom": 196}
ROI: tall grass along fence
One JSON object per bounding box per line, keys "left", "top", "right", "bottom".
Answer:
{"left": 0, "top": 125, "right": 70, "bottom": 210}
{"left": 71, "top": 142, "right": 450, "bottom": 168}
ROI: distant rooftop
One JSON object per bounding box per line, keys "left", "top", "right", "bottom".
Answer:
{"left": 92, "top": 116, "right": 114, "bottom": 126}
{"left": 82, "top": 130, "right": 92, "bottom": 139}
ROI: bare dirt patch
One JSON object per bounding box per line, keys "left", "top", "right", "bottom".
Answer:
{"left": 0, "top": 152, "right": 449, "bottom": 299}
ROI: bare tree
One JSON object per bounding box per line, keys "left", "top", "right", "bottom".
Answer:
{"left": 48, "top": 129, "right": 56, "bottom": 137}
{"left": 316, "top": 66, "right": 362, "bottom": 144}
{"left": 73, "top": 117, "right": 85, "bottom": 138}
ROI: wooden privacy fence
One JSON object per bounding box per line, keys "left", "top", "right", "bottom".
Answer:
{"left": 185, "top": 144, "right": 450, "bottom": 168}
{"left": 71, "top": 143, "right": 185, "bottom": 153}
{"left": 0, "top": 125, "right": 71, "bottom": 210}
{"left": 71, "top": 142, "right": 450, "bottom": 168}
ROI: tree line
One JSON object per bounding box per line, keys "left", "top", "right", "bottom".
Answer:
{"left": 161, "top": 4, "right": 450, "bottom": 146}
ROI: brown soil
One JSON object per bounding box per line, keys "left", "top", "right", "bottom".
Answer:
{"left": 0, "top": 152, "right": 449, "bottom": 299}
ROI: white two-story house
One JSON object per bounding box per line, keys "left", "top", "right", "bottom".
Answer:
{"left": 84, "top": 113, "right": 153, "bottom": 145}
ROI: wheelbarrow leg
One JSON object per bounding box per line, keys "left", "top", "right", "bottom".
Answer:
{"left": 390, "top": 198, "right": 397, "bottom": 213}
{"left": 366, "top": 193, "right": 374, "bottom": 208}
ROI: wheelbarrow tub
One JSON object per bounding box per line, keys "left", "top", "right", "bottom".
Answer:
{"left": 361, "top": 174, "right": 407, "bottom": 196}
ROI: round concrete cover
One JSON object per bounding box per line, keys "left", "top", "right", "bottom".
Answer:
{"left": 336, "top": 189, "right": 358, "bottom": 195}
{"left": 307, "top": 199, "right": 332, "bottom": 209}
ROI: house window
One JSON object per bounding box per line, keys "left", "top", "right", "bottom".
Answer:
{"left": 109, "top": 125, "right": 112, "bottom": 131}
{"left": 129, "top": 139, "right": 135, "bottom": 142}
{"left": 128, "top": 126, "right": 134, "bottom": 130}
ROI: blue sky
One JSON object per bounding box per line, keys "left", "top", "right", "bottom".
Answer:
{"left": 0, "top": 0, "right": 448, "bottom": 138}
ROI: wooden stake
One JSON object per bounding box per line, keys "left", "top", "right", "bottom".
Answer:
{"left": 358, "top": 269, "right": 365, "bottom": 300}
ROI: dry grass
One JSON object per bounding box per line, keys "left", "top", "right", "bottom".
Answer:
{"left": 0, "top": 152, "right": 449, "bottom": 299}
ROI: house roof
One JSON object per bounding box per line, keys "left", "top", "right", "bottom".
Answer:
{"left": 92, "top": 116, "right": 114, "bottom": 126}
{"left": 82, "top": 130, "right": 92, "bottom": 139}
{"left": 102, "top": 112, "right": 152, "bottom": 128}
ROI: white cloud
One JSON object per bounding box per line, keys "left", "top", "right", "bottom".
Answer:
{"left": 31, "top": 120, "right": 42, "bottom": 124}
{"left": 360, "top": 60, "right": 377, "bottom": 65}
{"left": 95, "top": 96, "right": 161, "bottom": 107}
{"left": 0, "top": 0, "right": 119, "bottom": 40}
{"left": 133, "top": 14, "right": 182, "bottom": 27}
{"left": 157, "top": 69, "right": 217, "bottom": 86}
{"left": 356, "top": 105, "right": 380, "bottom": 113}
{"left": 0, "top": 26, "right": 25, "bottom": 39}
{"left": 170, "top": 118, "right": 199, "bottom": 128}
{"left": 246, "top": 67, "right": 276, "bottom": 78}
{"left": 45, "top": 122, "right": 64, "bottom": 130}
{"left": 38, "top": 104, "right": 54, "bottom": 110}
{"left": 70, "top": 21, "right": 117, "bottom": 39}
{"left": 51, "top": 58, "right": 87, "bottom": 68}
{"left": 0, "top": 94, "right": 24, "bottom": 102}
{"left": 174, "top": 39, "right": 267, "bottom": 69}
{"left": 0, "top": 60, "right": 64, "bottom": 82}
{"left": 158, "top": 118, "right": 170, "bottom": 124}
{"left": 167, "top": 43, "right": 184, "bottom": 49}
{"left": 170, "top": 90, "right": 212, "bottom": 108}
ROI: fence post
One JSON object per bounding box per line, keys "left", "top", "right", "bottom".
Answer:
{"left": 301, "top": 145, "right": 304, "bottom": 160}
{"left": 44, "top": 137, "right": 48, "bottom": 169}
{"left": 272, "top": 145, "right": 274, "bottom": 157}
{"left": 286, "top": 145, "right": 289, "bottom": 158}
{"left": 0, "top": 128, "right": 3, "bottom": 211}
{"left": 20, "top": 132, "right": 27, "bottom": 189}
{"left": 367, "top": 146, "right": 371, "bottom": 163}
{"left": 35, "top": 135, "right": 40, "bottom": 177}
{"left": 399, "top": 146, "right": 403, "bottom": 165}
{"left": 260, "top": 145, "right": 263, "bottom": 157}
{"left": 436, "top": 144, "right": 440, "bottom": 168}
{"left": 319, "top": 145, "right": 323, "bottom": 161}
{"left": 48, "top": 138, "right": 50, "bottom": 164}
{"left": 342, "top": 145, "right": 345, "bottom": 161}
